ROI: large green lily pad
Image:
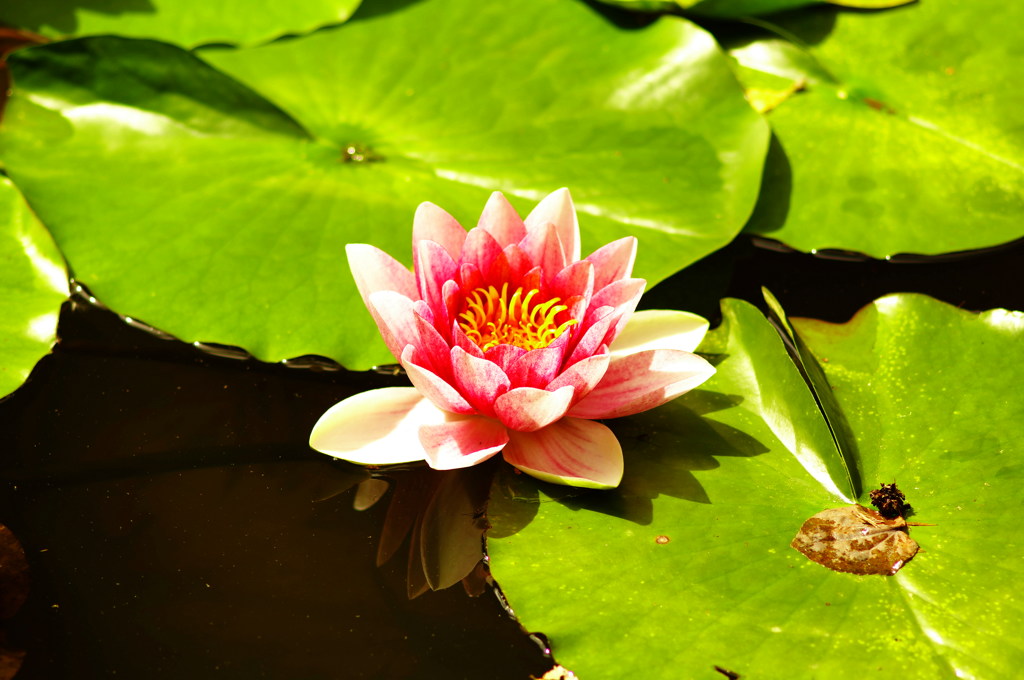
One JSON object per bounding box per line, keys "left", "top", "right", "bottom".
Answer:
{"left": 0, "top": 177, "right": 67, "bottom": 400}
{"left": 0, "top": 0, "right": 362, "bottom": 48}
{"left": 731, "top": 0, "right": 1024, "bottom": 257}
{"left": 488, "top": 295, "right": 1024, "bottom": 678}
{"left": 0, "top": 0, "right": 767, "bottom": 369}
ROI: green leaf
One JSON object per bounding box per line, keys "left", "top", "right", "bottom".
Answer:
{"left": 0, "top": 0, "right": 362, "bottom": 48}
{"left": 488, "top": 294, "right": 1024, "bottom": 678}
{"left": 0, "top": 0, "right": 767, "bottom": 369}
{"left": 763, "top": 287, "right": 860, "bottom": 498}
{"left": 731, "top": 1, "right": 1024, "bottom": 257}
{"left": 0, "top": 177, "right": 68, "bottom": 400}
{"left": 594, "top": 0, "right": 911, "bottom": 18}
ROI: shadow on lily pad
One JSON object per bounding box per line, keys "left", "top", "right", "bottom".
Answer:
{"left": 488, "top": 389, "right": 769, "bottom": 534}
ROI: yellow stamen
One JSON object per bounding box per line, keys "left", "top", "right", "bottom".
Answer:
{"left": 458, "top": 283, "right": 577, "bottom": 352}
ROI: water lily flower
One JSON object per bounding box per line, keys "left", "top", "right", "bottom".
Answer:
{"left": 310, "top": 189, "right": 715, "bottom": 489}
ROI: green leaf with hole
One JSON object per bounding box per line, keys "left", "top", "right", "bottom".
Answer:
{"left": 0, "top": 177, "right": 68, "bottom": 400}
{"left": 729, "top": 0, "right": 1024, "bottom": 257}
{"left": 0, "top": 0, "right": 362, "bottom": 48}
{"left": 488, "top": 294, "right": 1024, "bottom": 678}
{"left": 0, "top": 0, "right": 767, "bottom": 369}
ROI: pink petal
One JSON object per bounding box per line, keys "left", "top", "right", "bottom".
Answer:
{"left": 461, "top": 227, "right": 502, "bottom": 278}
{"left": 402, "top": 346, "right": 476, "bottom": 415}
{"left": 370, "top": 291, "right": 452, "bottom": 378}
{"left": 441, "top": 279, "right": 461, "bottom": 337}
{"left": 586, "top": 236, "right": 637, "bottom": 291}
{"left": 484, "top": 344, "right": 527, "bottom": 374}
{"left": 610, "top": 310, "right": 710, "bottom": 356}
{"left": 412, "top": 299, "right": 434, "bottom": 325}
{"left": 413, "top": 202, "right": 467, "bottom": 264}
{"left": 521, "top": 266, "right": 542, "bottom": 294}
{"left": 346, "top": 244, "right": 418, "bottom": 302}
{"left": 459, "top": 262, "right": 484, "bottom": 292}
{"left": 309, "top": 387, "right": 443, "bottom": 464}
{"left": 546, "top": 350, "right": 610, "bottom": 403}
{"left": 489, "top": 244, "right": 532, "bottom": 287}
{"left": 450, "top": 322, "right": 486, "bottom": 359}
{"left": 507, "top": 346, "right": 564, "bottom": 388}
{"left": 565, "top": 306, "right": 617, "bottom": 367}
{"left": 451, "top": 345, "right": 511, "bottom": 416}
{"left": 524, "top": 188, "right": 581, "bottom": 263}
{"left": 477, "top": 192, "right": 527, "bottom": 247}
{"left": 551, "top": 259, "right": 594, "bottom": 304}
{"left": 566, "top": 279, "right": 645, "bottom": 364}
{"left": 419, "top": 417, "right": 509, "bottom": 470}
{"left": 503, "top": 418, "right": 623, "bottom": 489}
{"left": 519, "top": 222, "right": 566, "bottom": 283}
{"left": 494, "top": 385, "right": 575, "bottom": 432}
{"left": 568, "top": 349, "right": 716, "bottom": 420}
{"left": 586, "top": 278, "right": 647, "bottom": 323}
{"left": 416, "top": 239, "right": 457, "bottom": 302}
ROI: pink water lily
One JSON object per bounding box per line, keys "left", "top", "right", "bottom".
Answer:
{"left": 310, "top": 189, "right": 715, "bottom": 489}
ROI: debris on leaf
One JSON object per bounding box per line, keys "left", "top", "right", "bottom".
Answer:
{"left": 714, "top": 665, "right": 741, "bottom": 679}
{"left": 870, "top": 482, "right": 909, "bottom": 519}
{"left": 791, "top": 505, "right": 919, "bottom": 575}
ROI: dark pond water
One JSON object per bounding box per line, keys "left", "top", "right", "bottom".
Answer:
{"left": 1, "top": 235, "right": 1021, "bottom": 678}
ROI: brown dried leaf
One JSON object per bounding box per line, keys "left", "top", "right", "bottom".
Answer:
{"left": 791, "top": 505, "right": 919, "bottom": 575}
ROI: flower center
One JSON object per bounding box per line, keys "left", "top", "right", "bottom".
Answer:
{"left": 458, "top": 283, "right": 577, "bottom": 352}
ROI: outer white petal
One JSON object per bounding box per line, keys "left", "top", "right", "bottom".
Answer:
{"left": 503, "top": 418, "right": 624, "bottom": 489}
{"left": 610, "top": 309, "right": 710, "bottom": 356}
{"left": 309, "top": 387, "right": 446, "bottom": 465}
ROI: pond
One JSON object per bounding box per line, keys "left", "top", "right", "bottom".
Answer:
{"left": 1, "top": 0, "right": 1023, "bottom": 676}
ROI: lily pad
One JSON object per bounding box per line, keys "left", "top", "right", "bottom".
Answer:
{"left": 0, "top": 177, "right": 67, "bottom": 400}
{"left": 0, "top": 0, "right": 362, "bottom": 48}
{"left": 595, "top": 0, "right": 911, "bottom": 17}
{"left": 731, "top": 0, "right": 1024, "bottom": 257}
{"left": 488, "top": 294, "right": 1024, "bottom": 678}
{"left": 0, "top": 0, "right": 767, "bottom": 369}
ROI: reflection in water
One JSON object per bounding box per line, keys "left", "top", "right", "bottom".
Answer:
{"left": 353, "top": 461, "right": 498, "bottom": 599}
{"left": 0, "top": 523, "right": 28, "bottom": 679}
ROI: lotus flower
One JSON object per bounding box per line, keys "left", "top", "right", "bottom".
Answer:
{"left": 310, "top": 189, "right": 715, "bottom": 488}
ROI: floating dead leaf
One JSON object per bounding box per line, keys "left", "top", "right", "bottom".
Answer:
{"left": 791, "top": 505, "right": 919, "bottom": 575}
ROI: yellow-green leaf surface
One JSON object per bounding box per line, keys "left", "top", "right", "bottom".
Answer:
{"left": 488, "top": 295, "right": 1024, "bottom": 678}
{"left": 596, "top": 0, "right": 911, "bottom": 16}
{"left": 0, "top": 177, "right": 68, "bottom": 399}
{"left": 0, "top": 0, "right": 362, "bottom": 48}
{"left": 0, "top": 0, "right": 767, "bottom": 369}
{"left": 732, "top": 0, "right": 1024, "bottom": 257}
